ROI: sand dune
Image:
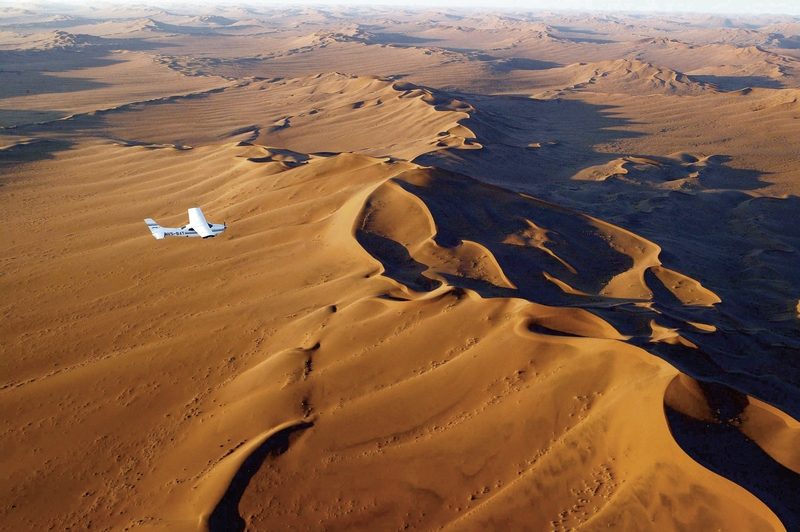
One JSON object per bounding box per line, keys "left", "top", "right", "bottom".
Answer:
{"left": 0, "top": 50, "right": 230, "bottom": 127}
{"left": 526, "top": 58, "right": 710, "bottom": 97}
{"left": 2, "top": 5, "right": 799, "bottom": 532}
{"left": 1, "top": 142, "right": 789, "bottom": 530}
{"left": 10, "top": 73, "right": 477, "bottom": 160}
{"left": 485, "top": 32, "right": 800, "bottom": 90}
{"left": 0, "top": 29, "right": 108, "bottom": 50}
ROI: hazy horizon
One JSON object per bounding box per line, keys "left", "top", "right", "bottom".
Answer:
{"left": 4, "top": 0, "right": 800, "bottom": 17}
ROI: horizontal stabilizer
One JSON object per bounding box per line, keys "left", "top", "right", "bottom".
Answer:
{"left": 144, "top": 218, "right": 165, "bottom": 240}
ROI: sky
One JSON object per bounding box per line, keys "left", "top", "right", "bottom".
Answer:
{"left": 297, "top": 0, "right": 800, "bottom": 14}
{"left": 332, "top": 0, "right": 799, "bottom": 15}
{"left": 7, "top": 0, "right": 800, "bottom": 15}
{"left": 184, "top": 0, "right": 799, "bottom": 16}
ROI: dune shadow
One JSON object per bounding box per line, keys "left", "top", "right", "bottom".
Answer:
{"left": 549, "top": 25, "right": 601, "bottom": 35}
{"left": 692, "top": 75, "right": 784, "bottom": 90}
{"left": 355, "top": 230, "right": 441, "bottom": 292}
{"left": 694, "top": 155, "right": 770, "bottom": 189}
{"left": 0, "top": 109, "right": 66, "bottom": 128}
{"left": 416, "top": 93, "right": 645, "bottom": 188}
{"left": 562, "top": 36, "right": 615, "bottom": 44}
{"left": 0, "top": 49, "right": 116, "bottom": 100}
{"left": 368, "top": 32, "right": 442, "bottom": 45}
{"left": 0, "top": 37, "right": 180, "bottom": 103}
{"left": 666, "top": 405, "right": 800, "bottom": 530}
{"left": 560, "top": 171, "right": 800, "bottom": 422}
{"left": 490, "top": 57, "right": 562, "bottom": 72}
{"left": 386, "top": 171, "right": 638, "bottom": 309}
{"left": 771, "top": 36, "right": 800, "bottom": 49}
{"left": 0, "top": 18, "right": 100, "bottom": 31}
{"left": 0, "top": 137, "right": 74, "bottom": 169}
{"left": 607, "top": 153, "right": 771, "bottom": 191}
{"left": 563, "top": 184, "right": 800, "bottom": 418}
{"left": 207, "top": 422, "right": 313, "bottom": 532}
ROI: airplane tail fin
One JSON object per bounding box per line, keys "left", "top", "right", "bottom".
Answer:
{"left": 144, "top": 218, "right": 165, "bottom": 240}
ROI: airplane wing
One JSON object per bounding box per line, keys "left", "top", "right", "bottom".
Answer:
{"left": 187, "top": 207, "right": 214, "bottom": 238}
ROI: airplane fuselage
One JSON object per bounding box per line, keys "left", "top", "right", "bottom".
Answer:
{"left": 160, "top": 224, "right": 226, "bottom": 238}
{"left": 145, "top": 208, "right": 225, "bottom": 240}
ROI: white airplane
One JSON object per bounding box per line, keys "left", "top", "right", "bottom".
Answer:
{"left": 145, "top": 207, "right": 226, "bottom": 240}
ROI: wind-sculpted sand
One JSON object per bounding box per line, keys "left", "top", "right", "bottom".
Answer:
{"left": 18, "top": 73, "right": 478, "bottom": 160}
{"left": 1, "top": 5, "right": 799, "bottom": 532}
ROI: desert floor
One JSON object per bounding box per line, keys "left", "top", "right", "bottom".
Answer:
{"left": 1, "top": 5, "right": 799, "bottom": 531}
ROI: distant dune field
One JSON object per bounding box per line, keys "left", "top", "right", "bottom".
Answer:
{"left": 1, "top": 5, "right": 799, "bottom": 531}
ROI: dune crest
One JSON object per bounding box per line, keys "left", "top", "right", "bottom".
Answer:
{"left": 531, "top": 58, "right": 710, "bottom": 97}
{"left": 10, "top": 73, "right": 478, "bottom": 161}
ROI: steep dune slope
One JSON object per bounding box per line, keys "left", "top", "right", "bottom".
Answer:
{"left": 632, "top": 40, "right": 800, "bottom": 89}
{"left": 360, "top": 167, "right": 720, "bottom": 307}
{"left": 528, "top": 59, "right": 711, "bottom": 97}
{"left": 13, "top": 73, "right": 477, "bottom": 160}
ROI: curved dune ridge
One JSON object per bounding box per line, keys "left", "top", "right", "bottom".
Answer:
{"left": 2, "top": 8, "right": 800, "bottom": 532}
{"left": 12, "top": 73, "right": 478, "bottom": 161}
{"left": 569, "top": 153, "right": 756, "bottom": 194}
{"left": 358, "top": 167, "right": 721, "bottom": 307}
{"left": 1, "top": 134, "right": 796, "bottom": 530}
{"left": 531, "top": 59, "right": 712, "bottom": 98}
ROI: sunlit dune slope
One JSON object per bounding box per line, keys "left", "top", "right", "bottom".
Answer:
{"left": 526, "top": 59, "right": 711, "bottom": 97}
{"left": 14, "top": 73, "right": 478, "bottom": 160}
